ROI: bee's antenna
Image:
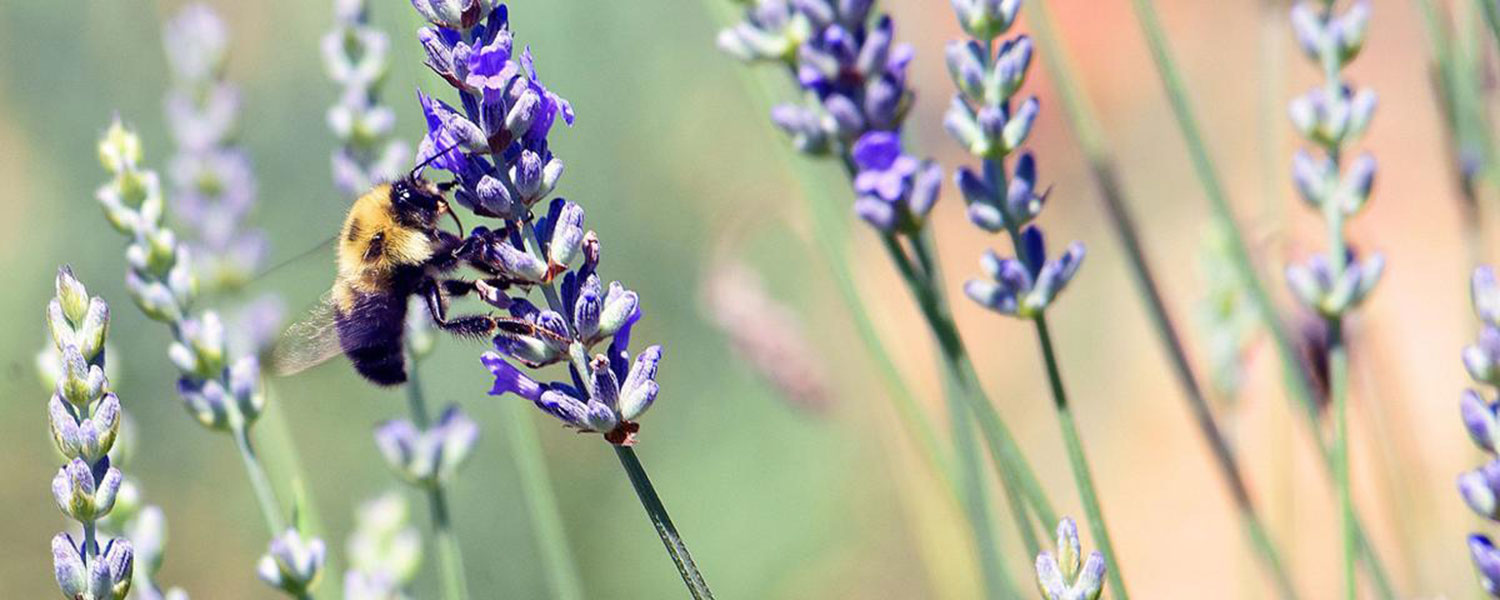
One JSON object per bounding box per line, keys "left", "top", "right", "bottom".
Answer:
{"left": 409, "top": 139, "right": 465, "bottom": 180}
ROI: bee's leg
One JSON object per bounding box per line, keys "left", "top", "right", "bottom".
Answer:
{"left": 421, "top": 278, "right": 498, "bottom": 340}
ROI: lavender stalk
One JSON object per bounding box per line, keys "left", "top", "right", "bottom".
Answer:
{"left": 1026, "top": 1, "right": 1296, "bottom": 595}
{"left": 405, "top": 3, "right": 710, "bottom": 596}
{"left": 96, "top": 121, "right": 325, "bottom": 597}
{"left": 1460, "top": 267, "right": 1500, "bottom": 596}
{"left": 1128, "top": 0, "right": 1395, "bottom": 594}
{"left": 1284, "top": 3, "right": 1382, "bottom": 597}
{"left": 945, "top": 3, "right": 1125, "bottom": 595}
{"left": 719, "top": 4, "right": 1056, "bottom": 593}
{"left": 44, "top": 266, "right": 134, "bottom": 600}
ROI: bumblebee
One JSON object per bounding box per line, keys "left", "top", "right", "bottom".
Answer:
{"left": 271, "top": 165, "right": 544, "bottom": 386}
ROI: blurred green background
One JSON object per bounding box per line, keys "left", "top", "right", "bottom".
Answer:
{"left": 0, "top": 0, "right": 1486, "bottom": 597}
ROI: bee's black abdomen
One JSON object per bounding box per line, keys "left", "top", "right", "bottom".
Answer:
{"left": 336, "top": 288, "right": 410, "bottom": 387}
{"left": 349, "top": 344, "right": 407, "bottom": 386}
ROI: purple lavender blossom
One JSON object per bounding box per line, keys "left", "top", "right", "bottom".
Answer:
{"left": 850, "top": 131, "right": 941, "bottom": 233}
{"left": 407, "top": 3, "right": 660, "bottom": 445}
{"left": 720, "top": 1, "right": 914, "bottom": 154}
{"left": 326, "top": 0, "right": 412, "bottom": 196}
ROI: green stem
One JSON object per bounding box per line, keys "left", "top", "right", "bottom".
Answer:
{"left": 614, "top": 446, "right": 714, "bottom": 599}
{"left": 1032, "top": 311, "right": 1129, "bottom": 600}
{"left": 897, "top": 234, "right": 1019, "bottom": 598}
{"left": 404, "top": 364, "right": 470, "bottom": 600}
{"left": 888, "top": 234, "right": 1059, "bottom": 538}
{"left": 503, "top": 401, "right": 586, "bottom": 600}
{"left": 232, "top": 423, "right": 287, "bottom": 536}
{"left": 1329, "top": 318, "right": 1354, "bottom": 600}
{"left": 1128, "top": 1, "right": 1395, "bottom": 595}
{"left": 1028, "top": 2, "right": 1297, "bottom": 594}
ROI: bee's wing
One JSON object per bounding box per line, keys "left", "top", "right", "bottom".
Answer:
{"left": 269, "top": 294, "right": 343, "bottom": 376}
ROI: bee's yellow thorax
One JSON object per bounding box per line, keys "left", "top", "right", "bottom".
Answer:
{"left": 336, "top": 184, "right": 436, "bottom": 296}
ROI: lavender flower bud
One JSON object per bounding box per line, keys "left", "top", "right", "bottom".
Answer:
{"left": 410, "top": 0, "right": 498, "bottom": 31}
{"left": 946, "top": 41, "right": 987, "bottom": 104}
{"left": 374, "top": 406, "right": 479, "bottom": 488}
{"left": 619, "top": 345, "right": 662, "bottom": 421}
{"left": 1285, "top": 252, "right": 1383, "bottom": 317}
{"left": 545, "top": 199, "right": 586, "bottom": 271}
{"left": 1002, "top": 96, "right": 1040, "bottom": 153}
{"left": 49, "top": 393, "right": 121, "bottom": 464}
{"left": 990, "top": 36, "right": 1033, "bottom": 105}
{"left": 1475, "top": 266, "right": 1500, "bottom": 327}
{"left": 597, "top": 281, "right": 641, "bottom": 342}
{"left": 1464, "top": 389, "right": 1500, "bottom": 453}
{"left": 53, "top": 534, "right": 134, "bottom": 600}
{"left": 258, "top": 528, "right": 326, "bottom": 595}
{"left": 770, "top": 104, "right": 830, "bottom": 154}
{"left": 1472, "top": 535, "right": 1500, "bottom": 596}
{"left": 1034, "top": 517, "right": 1106, "bottom": 600}
{"left": 1462, "top": 460, "right": 1500, "bottom": 519}
{"left": 1466, "top": 326, "right": 1500, "bottom": 386}
{"left": 966, "top": 230, "right": 1084, "bottom": 319}
{"left": 53, "top": 457, "right": 123, "bottom": 521}
{"left": 950, "top": 0, "right": 1021, "bottom": 40}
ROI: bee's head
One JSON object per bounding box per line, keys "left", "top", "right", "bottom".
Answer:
{"left": 392, "top": 175, "right": 464, "bottom": 234}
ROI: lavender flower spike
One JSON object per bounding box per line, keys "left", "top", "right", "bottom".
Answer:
{"left": 99, "top": 119, "right": 320, "bottom": 597}
{"left": 345, "top": 492, "right": 422, "bottom": 599}
{"left": 326, "top": 0, "right": 412, "bottom": 197}
{"left": 43, "top": 267, "right": 134, "bottom": 600}
{"left": 411, "top": 4, "right": 707, "bottom": 594}
{"left": 1462, "top": 264, "right": 1500, "bottom": 596}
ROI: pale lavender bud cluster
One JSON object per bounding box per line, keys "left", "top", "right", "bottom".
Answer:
{"left": 719, "top": 0, "right": 915, "bottom": 155}
{"left": 1034, "top": 517, "right": 1106, "bottom": 600}
{"left": 161, "top": 5, "right": 269, "bottom": 297}
{"left": 1461, "top": 266, "right": 1500, "bottom": 595}
{"left": 97, "top": 120, "right": 266, "bottom": 433}
{"left": 374, "top": 406, "right": 480, "bottom": 488}
{"left": 407, "top": 3, "right": 664, "bottom": 444}
{"left": 946, "top": 0, "right": 1084, "bottom": 319}
{"left": 325, "top": 0, "right": 412, "bottom": 197}
{"left": 99, "top": 119, "right": 322, "bottom": 598}
{"left": 344, "top": 493, "right": 422, "bottom": 600}
{"left": 1283, "top": 0, "right": 1382, "bottom": 318}
{"left": 257, "top": 528, "right": 327, "bottom": 596}
{"left": 43, "top": 266, "right": 134, "bottom": 600}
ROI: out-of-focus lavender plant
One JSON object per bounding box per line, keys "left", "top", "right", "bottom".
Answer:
{"left": 1034, "top": 517, "right": 1106, "bottom": 600}
{"left": 43, "top": 266, "right": 134, "bottom": 600}
{"left": 96, "top": 121, "right": 324, "bottom": 597}
{"left": 701, "top": 259, "right": 832, "bottom": 414}
{"left": 718, "top": 2, "right": 1059, "bottom": 596}
{"left": 945, "top": 3, "right": 1136, "bottom": 597}
{"left": 160, "top": 6, "right": 283, "bottom": 356}
{"left": 407, "top": 3, "right": 706, "bottom": 597}
{"left": 344, "top": 492, "right": 422, "bottom": 600}
{"left": 1196, "top": 229, "right": 1261, "bottom": 402}
{"left": 324, "top": 0, "right": 411, "bottom": 197}
{"left": 1285, "top": 2, "right": 1379, "bottom": 596}
{"left": 1459, "top": 266, "right": 1500, "bottom": 595}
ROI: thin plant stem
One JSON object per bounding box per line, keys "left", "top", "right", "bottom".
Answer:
{"left": 888, "top": 234, "right": 1060, "bottom": 537}
{"left": 1018, "top": 236, "right": 1130, "bottom": 599}
{"left": 404, "top": 364, "right": 471, "bottom": 600}
{"left": 502, "top": 401, "right": 587, "bottom": 600}
{"left": 1127, "top": 1, "right": 1395, "bottom": 595}
{"left": 1028, "top": 1, "right": 1297, "bottom": 595}
{"left": 232, "top": 423, "right": 287, "bottom": 536}
{"left": 904, "top": 231, "right": 1020, "bottom": 598}
{"left": 614, "top": 446, "right": 714, "bottom": 599}
{"left": 1328, "top": 319, "right": 1354, "bottom": 599}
